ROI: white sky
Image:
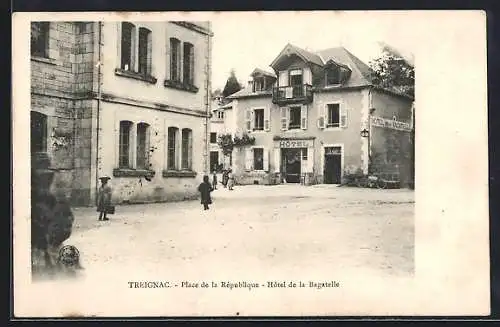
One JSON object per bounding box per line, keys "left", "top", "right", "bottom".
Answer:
{"left": 210, "top": 11, "right": 417, "bottom": 90}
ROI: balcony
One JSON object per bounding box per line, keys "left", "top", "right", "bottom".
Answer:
{"left": 272, "top": 84, "right": 313, "bottom": 105}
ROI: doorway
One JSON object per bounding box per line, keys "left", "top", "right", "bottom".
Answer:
{"left": 209, "top": 151, "right": 219, "bottom": 172}
{"left": 324, "top": 147, "right": 342, "bottom": 184}
{"left": 281, "top": 148, "right": 302, "bottom": 183}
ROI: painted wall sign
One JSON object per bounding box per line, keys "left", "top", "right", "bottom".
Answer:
{"left": 371, "top": 116, "right": 412, "bottom": 132}
{"left": 325, "top": 147, "right": 341, "bottom": 155}
{"left": 277, "top": 139, "right": 314, "bottom": 148}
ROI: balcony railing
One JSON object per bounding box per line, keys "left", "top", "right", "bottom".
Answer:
{"left": 272, "top": 84, "right": 313, "bottom": 104}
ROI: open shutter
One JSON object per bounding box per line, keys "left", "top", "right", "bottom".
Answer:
{"left": 280, "top": 107, "right": 288, "bottom": 131}
{"left": 317, "top": 104, "right": 326, "bottom": 129}
{"left": 263, "top": 148, "right": 269, "bottom": 172}
{"left": 245, "top": 109, "right": 252, "bottom": 132}
{"left": 279, "top": 71, "right": 288, "bottom": 86}
{"left": 340, "top": 107, "right": 348, "bottom": 128}
{"left": 301, "top": 106, "right": 308, "bottom": 130}
{"left": 264, "top": 107, "right": 271, "bottom": 131}
{"left": 306, "top": 147, "right": 314, "bottom": 173}
{"left": 303, "top": 68, "right": 312, "bottom": 85}
{"left": 250, "top": 110, "right": 255, "bottom": 131}
{"left": 273, "top": 149, "right": 280, "bottom": 173}
{"left": 244, "top": 148, "right": 253, "bottom": 171}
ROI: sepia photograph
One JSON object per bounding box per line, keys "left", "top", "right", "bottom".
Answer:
{"left": 13, "top": 11, "right": 489, "bottom": 317}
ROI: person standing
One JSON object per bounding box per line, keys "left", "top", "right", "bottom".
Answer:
{"left": 222, "top": 169, "right": 229, "bottom": 188}
{"left": 97, "top": 176, "right": 112, "bottom": 221}
{"left": 227, "top": 169, "right": 235, "bottom": 191}
{"left": 212, "top": 170, "right": 218, "bottom": 190}
{"left": 198, "top": 175, "right": 214, "bottom": 210}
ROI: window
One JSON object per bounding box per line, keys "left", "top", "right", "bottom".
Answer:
{"left": 119, "top": 121, "right": 133, "bottom": 168}
{"left": 170, "top": 38, "right": 181, "bottom": 81}
{"left": 289, "top": 106, "right": 301, "bottom": 129}
{"left": 326, "top": 66, "right": 341, "bottom": 85}
{"left": 136, "top": 123, "right": 150, "bottom": 169}
{"left": 253, "top": 109, "right": 264, "bottom": 131}
{"left": 167, "top": 127, "right": 178, "bottom": 170}
{"left": 210, "top": 132, "right": 217, "bottom": 144}
{"left": 217, "top": 111, "right": 224, "bottom": 119}
{"left": 253, "top": 77, "right": 264, "bottom": 92}
{"left": 253, "top": 148, "right": 264, "bottom": 171}
{"left": 121, "top": 22, "right": 135, "bottom": 71}
{"left": 183, "top": 42, "right": 195, "bottom": 85}
{"left": 31, "top": 22, "right": 49, "bottom": 58}
{"left": 181, "top": 128, "right": 193, "bottom": 170}
{"left": 138, "top": 27, "right": 152, "bottom": 75}
{"left": 327, "top": 104, "right": 340, "bottom": 128}
{"left": 30, "top": 111, "right": 47, "bottom": 153}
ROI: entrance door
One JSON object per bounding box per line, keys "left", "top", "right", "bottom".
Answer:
{"left": 209, "top": 151, "right": 219, "bottom": 172}
{"left": 324, "top": 152, "right": 342, "bottom": 184}
{"left": 282, "top": 148, "right": 301, "bottom": 183}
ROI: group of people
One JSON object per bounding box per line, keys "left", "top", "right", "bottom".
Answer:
{"left": 198, "top": 168, "right": 236, "bottom": 211}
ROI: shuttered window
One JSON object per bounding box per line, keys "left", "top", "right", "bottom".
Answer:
{"left": 167, "top": 127, "right": 178, "bottom": 170}
{"left": 121, "top": 22, "right": 135, "bottom": 71}
{"left": 119, "top": 121, "right": 133, "bottom": 168}
{"left": 170, "top": 38, "right": 181, "bottom": 81}
{"left": 136, "top": 123, "right": 150, "bottom": 169}
{"left": 181, "top": 128, "right": 193, "bottom": 170}
{"left": 138, "top": 27, "right": 152, "bottom": 75}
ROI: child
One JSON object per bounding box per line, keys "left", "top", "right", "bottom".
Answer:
{"left": 212, "top": 171, "right": 218, "bottom": 190}
{"left": 198, "top": 175, "right": 214, "bottom": 210}
{"left": 227, "top": 169, "right": 235, "bottom": 191}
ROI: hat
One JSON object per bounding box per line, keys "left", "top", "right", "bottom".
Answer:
{"left": 99, "top": 176, "right": 111, "bottom": 181}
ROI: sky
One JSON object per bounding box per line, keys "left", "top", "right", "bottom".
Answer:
{"left": 209, "top": 11, "right": 417, "bottom": 91}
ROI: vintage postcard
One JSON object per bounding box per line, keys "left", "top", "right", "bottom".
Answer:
{"left": 12, "top": 11, "right": 489, "bottom": 317}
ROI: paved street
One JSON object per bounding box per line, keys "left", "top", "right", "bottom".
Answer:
{"left": 68, "top": 184, "right": 414, "bottom": 280}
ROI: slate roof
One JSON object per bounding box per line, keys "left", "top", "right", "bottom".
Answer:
{"left": 251, "top": 68, "right": 276, "bottom": 78}
{"left": 229, "top": 44, "right": 405, "bottom": 99}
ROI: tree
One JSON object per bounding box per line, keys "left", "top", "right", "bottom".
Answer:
{"left": 222, "top": 69, "right": 243, "bottom": 98}
{"left": 217, "top": 133, "right": 234, "bottom": 167}
{"left": 369, "top": 45, "right": 414, "bottom": 98}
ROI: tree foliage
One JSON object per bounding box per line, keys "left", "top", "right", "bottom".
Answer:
{"left": 222, "top": 69, "right": 243, "bottom": 98}
{"left": 217, "top": 133, "right": 234, "bottom": 158}
{"left": 369, "top": 46, "right": 415, "bottom": 98}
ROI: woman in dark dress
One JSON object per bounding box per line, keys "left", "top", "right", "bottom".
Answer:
{"left": 97, "top": 176, "right": 112, "bottom": 221}
{"left": 198, "top": 175, "right": 214, "bottom": 210}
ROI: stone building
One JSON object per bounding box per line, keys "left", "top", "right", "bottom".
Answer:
{"left": 30, "top": 21, "right": 213, "bottom": 206}
{"left": 227, "top": 44, "right": 414, "bottom": 186}
{"left": 208, "top": 93, "right": 237, "bottom": 172}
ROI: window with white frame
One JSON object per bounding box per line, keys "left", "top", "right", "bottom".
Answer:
{"left": 31, "top": 22, "right": 49, "bottom": 58}
{"left": 253, "top": 77, "right": 264, "bottom": 92}
{"left": 167, "top": 127, "right": 178, "bottom": 170}
{"left": 253, "top": 148, "right": 264, "bottom": 170}
{"left": 170, "top": 38, "right": 181, "bottom": 82}
{"left": 136, "top": 122, "right": 150, "bottom": 169}
{"left": 218, "top": 111, "right": 224, "bottom": 119}
{"left": 138, "top": 27, "right": 152, "bottom": 75}
{"left": 119, "top": 120, "right": 133, "bottom": 168}
{"left": 327, "top": 104, "right": 340, "bottom": 128}
{"left": 253, "top": 109, "right": 264, "bottom": 131}
{"left": 181, "top": 128, "right": 193, "bottom": 170}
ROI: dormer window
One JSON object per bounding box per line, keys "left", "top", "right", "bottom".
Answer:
{"left": 253, "top": 77, "right": 265, "bottom": 92}
{"left": 326, "top": 65, "right": 341, "bottom": 86}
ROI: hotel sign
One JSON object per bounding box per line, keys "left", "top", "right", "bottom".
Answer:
{"left": 371, "top": 116, "right": 412, "bottom": 132}
{"left": 277, "top": 139, "right": 314, "bottom": 148}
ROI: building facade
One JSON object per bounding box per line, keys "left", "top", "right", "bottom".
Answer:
{"left": 228, "top": 44, "right": 414, "bottom": 186}
{"left": 30, "top": 21, "right": 213, "bottom": 206}
{"left": 209, "top": 95, "right": 236, "bottom": 172}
